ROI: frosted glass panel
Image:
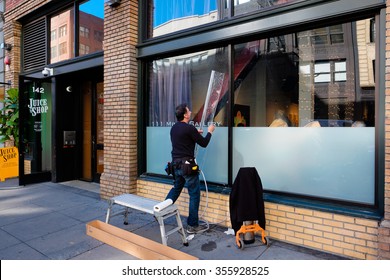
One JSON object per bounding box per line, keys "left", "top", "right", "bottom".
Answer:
{"left": 147, "top": 127, "right": 228, "bottom": 184}
{"left": 196, "top": 127, "right": 228, "bottom": 185}
{"left": 233, "top": 127, "right": 375, "bottom": 204}
{"left": 147, "top": 127, "right": 171, "bottom": 174}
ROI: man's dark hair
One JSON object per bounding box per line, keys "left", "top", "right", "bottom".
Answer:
{"left": 175, "top": 103, "right": 188, "bottom": 121}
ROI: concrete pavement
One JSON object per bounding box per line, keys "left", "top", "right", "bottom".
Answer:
{"left": 0, "top": 178, "right": 347, "bottom": 260}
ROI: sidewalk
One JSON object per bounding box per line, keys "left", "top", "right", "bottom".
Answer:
{"left": 0, "top": 178, "right": 347, "bottom": 260}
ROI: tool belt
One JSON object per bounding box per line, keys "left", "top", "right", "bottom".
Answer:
{"left": 170, "top": 158, "right": 199, "bottom": 176}
{"left": 181, "top": 159, "right": 199, "bottom": 175}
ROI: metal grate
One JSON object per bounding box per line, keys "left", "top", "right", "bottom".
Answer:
{"left": 23, "top": 17, "right": 47, "bottom": 72}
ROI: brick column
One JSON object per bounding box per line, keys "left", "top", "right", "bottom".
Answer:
{"left": 100, "top": 0, "right": 138, "bottom": 199}
{"left": 3, "top": 21, "right": 22, "bottom": 88}
{"left": 380, "top": 0, "right": 390, "bottom": 260}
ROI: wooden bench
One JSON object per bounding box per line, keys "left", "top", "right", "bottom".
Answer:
{"left": 86, "top": 220, "right": 197, "bottom": 260}
{"left": 105, "top": 193, "right": 188, "bottom": 246}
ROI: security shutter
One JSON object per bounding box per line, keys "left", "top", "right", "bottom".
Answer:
{"left": 23, "top": 17, "right": 47, "bottom": 72}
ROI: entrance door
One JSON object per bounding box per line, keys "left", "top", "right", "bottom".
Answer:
{"left": 19, "top": 77, "right": 52, "bottom": 185}
{"left": 81, "top": 80, "right": 104, "bottom": 183}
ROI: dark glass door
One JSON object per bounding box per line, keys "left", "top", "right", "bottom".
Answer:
{"left": 19, "top": 77, "right": 52, "bottom": 185}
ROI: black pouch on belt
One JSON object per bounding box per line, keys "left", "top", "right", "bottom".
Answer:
{"left": 182, "top": 159, "right": 199, "bottom": 175}
{"left": 165, "top": 162, "right": 173, "bottom": 175}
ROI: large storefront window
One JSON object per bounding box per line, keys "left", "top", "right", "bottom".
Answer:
{"left": 147, "top": 48, "right": 229, "bottom": 184}
{"left": 146, "top": 16, "right": 376, "bottom": 205}
{"left": 233, "top": 19, "right": 375, "bottom": 204}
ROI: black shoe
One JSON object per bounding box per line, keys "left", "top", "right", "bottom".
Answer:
{"left": 186, "top": 224, "right": 208, "bottom": 234}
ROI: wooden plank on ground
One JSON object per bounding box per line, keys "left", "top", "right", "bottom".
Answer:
{"left": 86, "top": 220, "right": 197, "bottom": 260}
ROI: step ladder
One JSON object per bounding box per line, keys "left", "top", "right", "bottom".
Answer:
{"left": 105, "top": 194, "right": 188, "bottom": 246}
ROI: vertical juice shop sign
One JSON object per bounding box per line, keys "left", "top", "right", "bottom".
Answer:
{"left": 0, "top": 147, "right": 18, "bottom": 181}
{"left": 28, "top": 86, "right": 48, "bottom": 132}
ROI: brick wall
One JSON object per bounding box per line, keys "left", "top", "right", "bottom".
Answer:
{"left": 5, "top": 0, "right": 50, "bottom": 15}
{"left": 3, "top": 12, "right": 22, "bottom": 88}
{"left": 380, "top": 0, "right": 390, "bottom": 260}
{"left": 100, "top": 0, "right": 139, "bottom": 199}
{"left": 137, "top": 180, "right": 231, "bottom": 226}
{"left": 266, "top": 203, "right": 379, "bottom": 259}
{"left": 137, "top": 179, "right": 379, "bottom": 259}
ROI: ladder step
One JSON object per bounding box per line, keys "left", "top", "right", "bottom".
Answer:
{"left": 157, "top": 211, "right": 178, "bottom": 219}
{"left": 165, "top": 227, "right": 182, "bottom": 237}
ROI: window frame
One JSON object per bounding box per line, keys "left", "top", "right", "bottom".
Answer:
{"left": 138, "top": 0, "right": 386, "bottom": 218}
{"left": 45, "top": 0, "right": 104, "bottom": 65}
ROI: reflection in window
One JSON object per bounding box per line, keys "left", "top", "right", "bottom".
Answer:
{"left": 80, "top": 26, "right": 90, "bottom": 38}
{"left": 149, "top": 49, "right": 228, "bottom": 127}
{"left": 233, "top": 22, "right": 372, "bottom": 128}
{"left": 234, "top": 0, "right": 302, "bottom": 16}
{"left": 302, "top": 61, "right": 347, "bottom": 84}
{"left": 330, "top": 25, "right": 344, "bottom": 44}
{"left": 145, "top": 17, "right": 377, "bottom": 203}
{"left": 298, "top": 24, "right": 344, "bottom": 46}
{"left": 59, "top": 42, "right": 67, "bottom": 55}
{"left": 334, "top": 61, "right": 346, "bottom": 82}
{"left": 51, "top": 30, "right": 57, "bottom": 41}
{"left": 150, "top": 0, "right": 221, "bottom": 38}
{"left": 149, "top": 0, "right": 304, "bottom": 38}
{"left": 268, "top": 36, "right": 286, "bottom": 52}
{"left": 230, "top": 18, "right": 376, "bottom": 204}
{"left": 370, "top": 18, "right": 375, "bottom": 43}
{"left": 94, "top": 30, "right": 104, "bottom": 42}
{"left": 50, "top": 0, "right": 103, "bottom": 64}
{"left": 79, "top": 0, "right": 104, "bottom": 57}
{"left": 80, "top": 43, "right": 90, "bottom": 55}
{"left": 147, "top": 48, "right": 229, "bottom": 184}
{"left": 50, "top": 8, "right": 74, "bottom": 63}
{"left": 50, "top": 46, "right": 57, "bottom": 59}
{"left": 314, "top": 62, "right": 331, "bottom": 83}
{"left": 59, "top": 25, "right": 67, "bottom": 37}
{"left": 145, "top": 17, "right": 377, "bottom": 204}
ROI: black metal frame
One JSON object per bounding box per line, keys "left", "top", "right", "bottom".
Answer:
{"left": 137, "top": 0, "right": 386, "bottom": 217}
{"left": 18, "top": 75, "right": 52, "bottom": 185}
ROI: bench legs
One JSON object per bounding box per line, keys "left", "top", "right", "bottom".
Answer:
{"left": 105, "top": 199, "right": 114, "bottom": 223}
{"left": 105, "top": 198, "right": 188, "bottom": 246}
{"left": 123, "top": 207, "right": 129, "bottom": 225}
{"left": 105, "top": 199, "right": 129, "bottom": 225}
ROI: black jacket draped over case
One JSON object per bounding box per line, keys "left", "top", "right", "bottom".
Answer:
{"left": 229, "top": 167, "right": 266, "bottom": 233}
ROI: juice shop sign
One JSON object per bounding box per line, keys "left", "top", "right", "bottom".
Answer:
{"left": 28, "top": 98, "right": 48, "bottom": 116}
{"left": 1, "top": 147, "right": 17, "bottom": 162}
{"left": 0, "top": 147, "right": 18, "bottom": 181}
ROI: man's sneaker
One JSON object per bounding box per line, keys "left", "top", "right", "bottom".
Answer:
{"left": 186, "top": 224, "right": 208, "bottom": 234}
